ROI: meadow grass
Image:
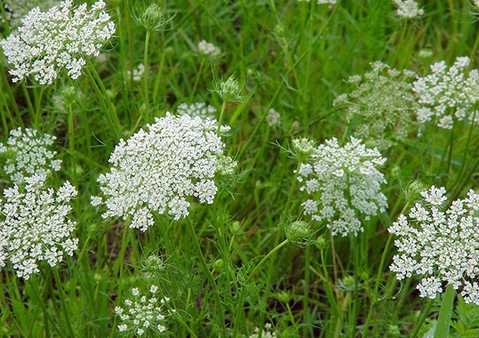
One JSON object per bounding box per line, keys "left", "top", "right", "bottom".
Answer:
{"left": 1, "top": 0, "right": 479, "bottom": 337}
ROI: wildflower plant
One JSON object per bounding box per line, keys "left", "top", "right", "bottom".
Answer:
{"left": 296, "top": 137, "right": 387, "bottom": 237}
{"left": 413, "top": 56, "right": 479, "bottom": 130}
{"left": 92, "top": 113, "right": 235, "bottom": 231}
{"left": 115, "top": 285, "right": 171, "bottom": 336}
{"left": 334, "top": 62, "right": 417, "bottom": 150}
{"left": 0, "top": 0, "right": 116, "bottom": 85}
{"left": 389, "top": 186, "right": 479, "bottom": 304}
{"left": 0, "top": 174, "right": 78, "bottom": 279}
{"left": 0, "top": 128, "right": 62, "bottom": 184}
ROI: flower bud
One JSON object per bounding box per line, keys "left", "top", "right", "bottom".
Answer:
{"left": 285, "top": 221, "right": 311, "bottom": 243}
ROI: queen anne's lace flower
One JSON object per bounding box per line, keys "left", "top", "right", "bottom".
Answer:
{"left": 334, "top": 62, "right": 417, "bottom": 150}
{"left": 389, "top": 186, "right": 479, "bottom": 304}
{"left": 0, "top": 174, "right": 78, "bottom": 279}
{"left": 115, "top": 285, "right": 170, "bottom": 336}
{"left": 296, "top": 137, "right": 387, "bottom": 237}
{"left": 0, "top": 128, "right": 62, "bottom": 184}
{"left": 266, "top": 108, "right": 281, "bottom": 127}
{"left": 0, "top": 0, "right": 115, "bottom": 85}
{"left": 129, "top": 63, "right": 145, "bottom": 82}
{"left": 249, "top": 323, "right": 277, "bottom": 338}
{"left": 176, "top": 102, "right": 216, "bottom": 118}
{"left": 197, "top": 40, "right": 221, "bottom": 57}
{"left": 92, "top": 113, "right": 234, "bottom": 231}
{"left": 393, "top": 0, "right": 424, "bottom": 18}
{"left": 297, "top": 0, "right": 337, "bottom": 4}
{"left": 413, "top": 56, "right": 479, "bottom": 129}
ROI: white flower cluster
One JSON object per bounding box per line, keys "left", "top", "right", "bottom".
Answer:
{"left": 266, "top": 108, "right": 281, "bottom": 127}
{"left": 297, "top": 138, "right": 387, "bottom": 237}
{"left": 393, "top": 0, "right": 424, "bottom": 18}
{"left": 92, "top": 113, "right": 234, "bottom": 231}
{"left": 115, "top": 285, "right": 170, "bottom": 336}
{"left": 197, "top": 40, "right": 221, "bottom": 57}
{"left": 413, "top": 56, "right": 479, "bottom": 129}
{"left": 0, "top": 128, "right": 62, "bottom": 184}
{"left": 389, "top": 186, "right": 479, "bottom": 304}
{"left": 334, "top": 62, "right": 417, "bottom": 150}
{"left": 0, "top": 174, "right": 78, "bottom": 279}
{"left": 176, "top": 102, "right": 216, "bottom": 118}
{"left": 249, "top": 323, "right": 277, "bottom": 338}
{"left": 0, "top": 0, "right": 115, "bottom": 85}
{"left": 297, "top": 0, "right": 337, "bottom": 4}
{"left": 129, "top": 63, "right": 145, "bottom": 82}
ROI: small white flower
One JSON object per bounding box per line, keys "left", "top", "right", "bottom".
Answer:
{"left": 266, "top": 108, "right": 281, "bottom": 127}
{"left": 93, "top": 112, "right": 234, "bottom": 231}
{"left": 249, "top": 323, "right": 278, "bottom": 338}
{"left": 197, "top": 40, "right": 221, "bottom": 58}
{"left": 389, "top": 187, "right": 479, "bottom": 304}
{"left": 297, "top": 0, "right": 337, "bottom": 5}
{"left": 1, "top": 0, "right": 115, "bottom": 85}
{"left": 296, "top": 137, "right": 387, "bottom": 237}
{"left": 128, "top": 63, "right": 145, "bottom": 82}
{"left": 176, "top": 102, "right": 216, "bottom": 118}
{"left": 0, "top": 128, "right": 62, "bottom": 184}
{"left": 116, "top": 286, "right": 170, "bottom": 336}
{"left": 413, "top": 56, "right": 479, "bottom": 129}
{"left": 0, "top": 174, "right": 78, "bottom": 279}
{"left": 393, "top": 0, "right": 424, "bottom": 18}
{"left": 334, "top": 62, "right": 417, "bottom": 150}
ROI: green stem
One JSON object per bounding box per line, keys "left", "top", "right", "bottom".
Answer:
{"left": 434, "top": 285, "right": 456, "bottom": 338}
{"left": 52, "top": 270, "right": 75, "bottom": 337}
{"left": 86, "top": 67, "right": 122, "bottom": 137}
{"left": 303, "top": 245, "right": 312, "bottom": 336}
{"left": 143, "top": 30, "right": 151, "bottom": 113}
{"left": 412, "top": 299, "right": 433, "bottom": 338}
{"left": 249, "top": 239, "right": 289, "bottom": 278}
{"left": 30, "top": 278, "right": 51, "bottom": 338}
{"left": 187, "top": 220, "right": 225, "bottom": 333}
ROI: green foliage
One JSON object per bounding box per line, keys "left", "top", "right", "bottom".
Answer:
{"left": 1, "top": 0, "right": 479, "bottom": 337}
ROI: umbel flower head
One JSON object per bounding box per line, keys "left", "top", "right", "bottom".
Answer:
{"left": 296, "top": 137, "right": 387, "bottom": 237}
{"left": 334, "top": 61, "right": 417, "bottom": 150}
{"left": 389, "top": 186, "right": 479, "bottom": 304}
{"left": 0, "top": 0, "right": 115, "bottom": 85}
{"left": 413, "top": 56, "right": 479, "bottom": 130}
{"left": 197, "top": 40, "right": 221, "bottom": 58}
{"left": 176, "top": 102, "right": 216, "bottom": 118}
{"left": 393, "top": 0, "right": 424, "bottom": 18}
{"left": 0, "top": 174, "right": 78, "bottom": 279}
{"left": 92, "top": 113, "right": 235, "bottom": 231}
{"left": 0, "top": 128, "right": 62, "bottom": 184}
{"left": 115, "top": 285, "right": 171, "bottom": 336}
{"left": 297, "top": 0, "right": 337, "bottom": 5}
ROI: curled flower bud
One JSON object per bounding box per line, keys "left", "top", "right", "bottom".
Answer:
{"left": 136, "top": 3, "right": 174, "bottom": 32}
{"left": 285, "top": 221, "right": 312, "bottom": 243}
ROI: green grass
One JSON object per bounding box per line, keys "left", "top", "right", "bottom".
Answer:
{"left": 1, "top": 0, "right": 479, "bottom": 337}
